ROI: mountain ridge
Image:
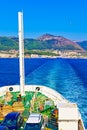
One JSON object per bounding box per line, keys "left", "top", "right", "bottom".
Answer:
{"left": 37, "top": 34, "right": 84, "bottom": 51}
{"left": 0, "top": 34, "right": 85, "bottom": 51}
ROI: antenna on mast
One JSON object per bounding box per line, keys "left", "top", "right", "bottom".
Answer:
{"left": 18, "top": 12, "right": 25, "bottom": 96}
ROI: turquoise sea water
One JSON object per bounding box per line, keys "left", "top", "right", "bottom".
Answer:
{"left": 0, "top": 58, "right": 87, "bottom": 129}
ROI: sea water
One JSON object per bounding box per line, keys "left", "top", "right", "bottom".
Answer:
{"left": 0, "top": 58, "right": 87, "bottom": 129}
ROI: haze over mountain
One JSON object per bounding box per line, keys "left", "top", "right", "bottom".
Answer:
{"left": 0, "top": 34, "right": 85, "bottom": 51}
{"left": 77, "top": 41, "right": 87, "bottom": 51}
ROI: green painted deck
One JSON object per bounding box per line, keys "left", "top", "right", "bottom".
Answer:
{"left": 0, "top": 91, "right": 58, "bottom": 130}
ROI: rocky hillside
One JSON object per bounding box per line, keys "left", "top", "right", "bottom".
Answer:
{"left": 38, "top": 34, "right": 84, "bottom": 51}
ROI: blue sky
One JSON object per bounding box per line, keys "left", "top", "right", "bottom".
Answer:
{"left": 0, "top": 0, "right": 87, "bottom": 40}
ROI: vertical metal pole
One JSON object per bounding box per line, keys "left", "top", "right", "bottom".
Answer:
{"left": 18, "top": 12, "right": 25, "bottom": 96}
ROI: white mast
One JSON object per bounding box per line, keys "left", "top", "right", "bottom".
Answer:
{"left": 18, "top": 12, "right": 25, "bottom": 96}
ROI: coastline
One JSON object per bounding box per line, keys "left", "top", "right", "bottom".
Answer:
{"left": 0, "top": 50, "right": 87, "bottom": 59}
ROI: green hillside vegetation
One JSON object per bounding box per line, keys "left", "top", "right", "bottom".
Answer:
{"left": 0, "top": 36, "right": 84, "bottom": 52}
{"left": 0, "top": 37, "right": 18, "bottom": 50}
{"left": 24, "top": 39, "right": 52, "bottom": 50}
{"left": 24, "top": 50, "right": 58, "bottom": 56}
